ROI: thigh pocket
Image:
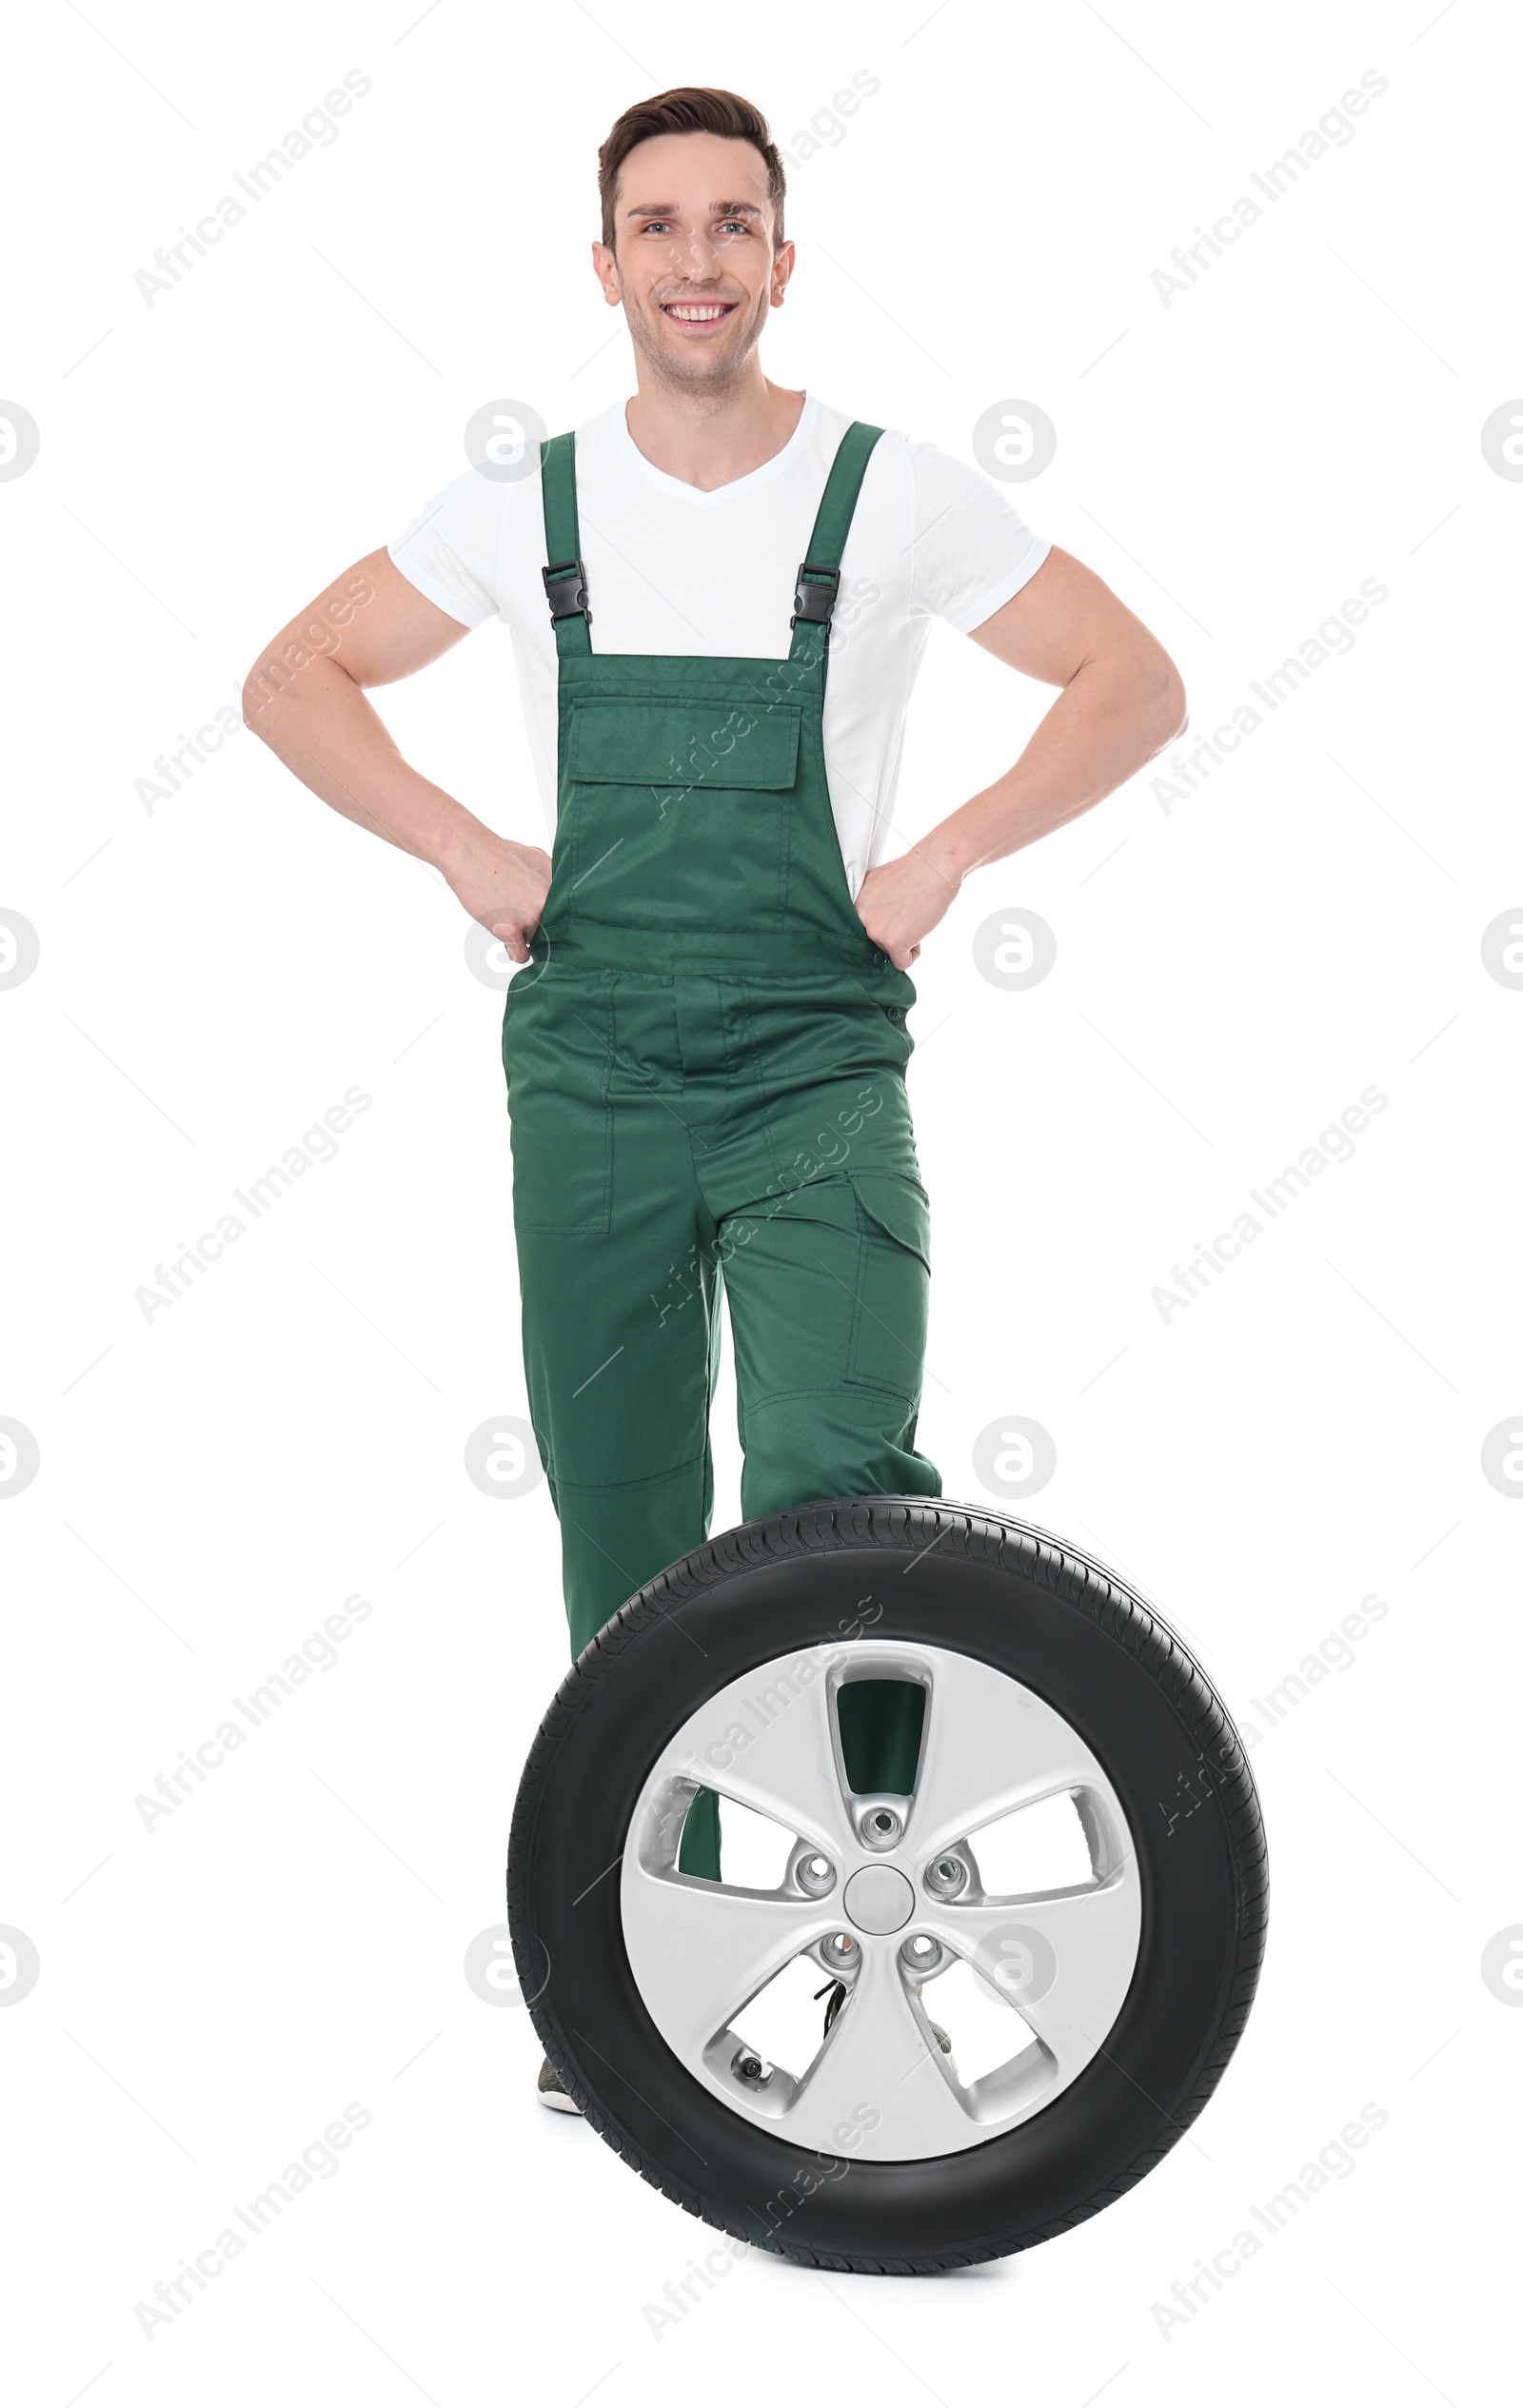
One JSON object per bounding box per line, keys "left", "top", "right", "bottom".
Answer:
{"left": 501, "top": 984, "right": 613, "bottom": 1234}
{"left": 845, "top": 1171, "right": 931, "bottom": 1398}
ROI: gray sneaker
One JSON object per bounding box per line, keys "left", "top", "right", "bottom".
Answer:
{"left": 537, "top": 2054, "right": 583, "bottom": 2115}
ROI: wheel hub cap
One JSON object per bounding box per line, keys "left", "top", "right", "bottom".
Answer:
{"left": 842, "top": 1863, "right": 914, "bottom": 1934}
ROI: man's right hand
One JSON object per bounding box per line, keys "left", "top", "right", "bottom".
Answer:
{"left": 442, "top": 831, "right": 553, "bottom": 964}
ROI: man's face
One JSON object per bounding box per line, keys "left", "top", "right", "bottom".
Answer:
{"left": 593, "top": 130, "right": 792, "bottom": 389}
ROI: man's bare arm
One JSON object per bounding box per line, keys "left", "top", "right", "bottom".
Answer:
{"left": 854, "top": 546, "right": 1188, "bottom": 969}
{"left": 242, "top": 548, "right": 551, "bottom": 960}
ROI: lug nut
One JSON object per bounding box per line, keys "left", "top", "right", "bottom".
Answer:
{"left": 796, "top": 1851, "right": 836, "bottom": 1897}
{"left": 924, "top": 1854, "right": 967, "bottom": 1897}
{"left": 901, "top": 1933, "right": 943, "bottom": 1970}
{"left": 860, "top": 1806, "right": 902, "bottom": 1846}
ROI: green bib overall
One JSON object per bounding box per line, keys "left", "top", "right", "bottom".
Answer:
{"left": 503, "top": 421, "right": 941, "bottom": 1874}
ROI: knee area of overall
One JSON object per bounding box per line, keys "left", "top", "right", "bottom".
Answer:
{"left": 738, "top": 1392, "right": 934, "bottom": 1519}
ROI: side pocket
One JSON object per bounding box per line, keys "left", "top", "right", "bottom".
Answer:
{"left": 502, "top": 983, "right": 613, "bottom": 1235}
{"left": 845, "top": 1172, "right": 931, "bottom": 1398}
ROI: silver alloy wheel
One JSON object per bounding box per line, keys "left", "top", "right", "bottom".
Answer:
{"left": 620, "top": 1639, "right": 1142, "bottom": 2161}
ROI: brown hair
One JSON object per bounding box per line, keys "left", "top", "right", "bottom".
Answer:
{"left": 598, "top": 87, "right": 786, "bottom": 252}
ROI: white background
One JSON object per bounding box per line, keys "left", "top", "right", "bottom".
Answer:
{"left": 3, "top": 1, "right": 1519, "bottom": 2400}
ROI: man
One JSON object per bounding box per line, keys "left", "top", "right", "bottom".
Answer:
{"left": 245, "top": 86, "right": 1186, "bottom": 2113}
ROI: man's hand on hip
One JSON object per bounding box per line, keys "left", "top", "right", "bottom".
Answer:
{"left": 854, "top": 839, "right": 962, "bottom": 972}
{"left": 443, "top": 829, "right": 553, "bottom": 963}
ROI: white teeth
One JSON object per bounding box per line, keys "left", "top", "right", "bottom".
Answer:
{"left": 664, "top": 305, "right": 727, "bottom": 320}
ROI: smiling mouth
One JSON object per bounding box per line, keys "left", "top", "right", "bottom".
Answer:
{"left": 660, "top": 301, "right": 740, "bottom": 326}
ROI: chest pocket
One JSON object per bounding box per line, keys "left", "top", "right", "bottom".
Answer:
{"left": 562, "top": 699, "right": 802, "bottom": 933}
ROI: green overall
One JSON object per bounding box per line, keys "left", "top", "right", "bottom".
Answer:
{"left": 503, "top": 422, "right": 941, "bottom": 1877}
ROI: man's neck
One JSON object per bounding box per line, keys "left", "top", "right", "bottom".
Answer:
{"left": 623, "top": 372, "right": 806, "bottom": 492}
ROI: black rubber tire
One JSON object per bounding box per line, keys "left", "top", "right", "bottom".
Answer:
{"left": 507, "top": 1499, "right": 1268, "bottom": 2274}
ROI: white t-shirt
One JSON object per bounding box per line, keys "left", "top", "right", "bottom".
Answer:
{"left": 388, "top": 392, "right": 1050, "bottom": 897}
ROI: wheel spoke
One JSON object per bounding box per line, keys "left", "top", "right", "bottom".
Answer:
{"left": 784, "top": 1944, "right": 976, "bottom": 2158}
{"left": 620, "top": 1870, "right": 828, "bottom": 2063}
{"left": 663, "top": 1656, "right": 858, "bottom": 1856}
{"left": 918, "top": 1875, "right": 1142, "bottom": 2084}
{"left": 910, "top": 1649, "right": 1106, "bottom": 1859}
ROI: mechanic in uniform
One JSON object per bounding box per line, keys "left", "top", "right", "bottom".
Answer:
{"left": 245, "top": 85, "right": 1186, "bottom": 2107}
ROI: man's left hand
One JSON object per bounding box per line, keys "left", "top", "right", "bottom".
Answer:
{"left": 854, "top": 840, "right": 963, "bottom": 971}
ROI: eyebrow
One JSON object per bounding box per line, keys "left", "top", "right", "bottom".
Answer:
{"left": 623, "top": 200, "right": 762, "bottom": 220}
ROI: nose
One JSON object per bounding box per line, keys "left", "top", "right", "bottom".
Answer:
{"left": 661, "top": 227, "right": 725, "bottom": 283}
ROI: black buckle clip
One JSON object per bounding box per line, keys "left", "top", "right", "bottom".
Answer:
{"left": 790, "top": 563, "right": 839, "bottom": 628}
{"left": 542, "top": 558, "right": 590, "bottom": 623}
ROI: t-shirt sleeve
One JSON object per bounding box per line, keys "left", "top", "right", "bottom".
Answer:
{"left": 387, "top": 466, "right": 513, "bottom": 628}
{"left": 906, "top": 438, "right": 1051, "bottom": 634}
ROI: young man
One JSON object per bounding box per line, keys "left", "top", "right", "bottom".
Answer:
{"left": 245, "top": 88, "right": 1185, "bottom": 2112}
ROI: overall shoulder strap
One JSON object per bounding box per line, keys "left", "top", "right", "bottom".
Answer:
{"left": 539, "top": 431, "right": 591, "bottom": 658}
{"left": 804, "top": 422, "right": 884, "bottom": 570}
{"left": 789, "top": 422, "right": 884, "bottom": 660}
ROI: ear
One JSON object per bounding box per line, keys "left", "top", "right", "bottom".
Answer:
{"left": 591, "top": 239, "right": 622, "bottom": 306}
